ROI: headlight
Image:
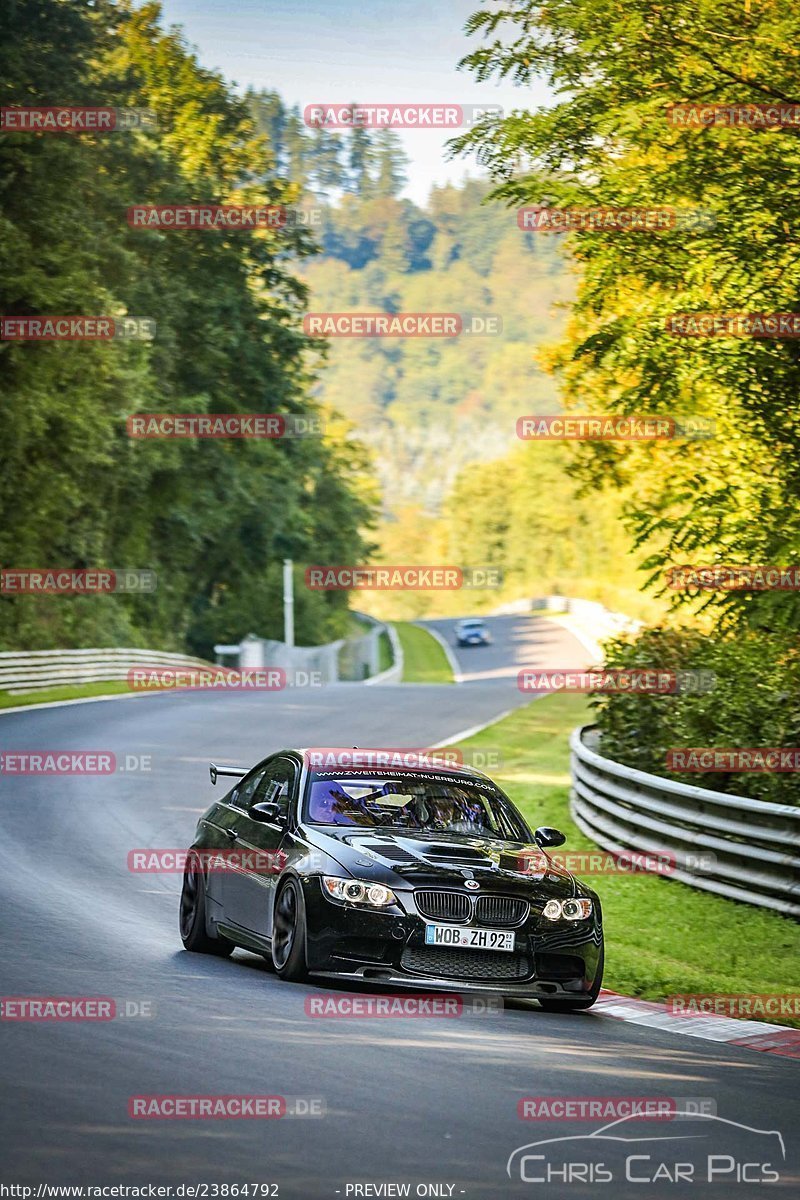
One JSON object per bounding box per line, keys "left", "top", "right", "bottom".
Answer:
{"left": 322, "top": 877, "right": 396, "bottom": 907}
{"left": 542, "top": 898, "right": 593, "bottom": 921}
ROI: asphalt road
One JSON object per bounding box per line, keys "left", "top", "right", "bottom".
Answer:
{"left": 0, "top": 613, "right": 797, "bottom": 1198}
{"left": 419, "top": 614, "right": 590, "bottom": 687}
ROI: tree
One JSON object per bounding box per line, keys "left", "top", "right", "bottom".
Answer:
{"left": 307, "top": 125, "right": 345, "bottom": 195}
{"left": 284, "top": 106, "right": 310, "bottom": 190}
{"left": 0, "top": 0, "right": 376, "bottom": 654}
{"left": 346, "top": 123, "right": 376, "bottom": 196}
{"left": 452, "top": 0, "right": 800, "bottom": 632}
{"left": 373, "top": 128, "right": 408, "bottom": 198}
{"left": 246, "top": 88, "right": 287, "bottom": 175}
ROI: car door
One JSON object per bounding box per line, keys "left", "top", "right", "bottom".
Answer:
{"left": 221, "top": 756, "right": 298, "bottom": 938}
{"left": 203, "top": 763, "right": 269, "bottom": 915}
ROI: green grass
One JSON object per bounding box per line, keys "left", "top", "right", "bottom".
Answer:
{"left": 0, "top": 680, "right": 138, "bottom": 709}
{"left": 457, "top": 692, "right": 800, "bottom": 1025}
{"left": 393, "top": 622, "right": 454, "bottom": 684}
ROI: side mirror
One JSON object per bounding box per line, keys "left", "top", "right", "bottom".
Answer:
{"left": 251, "top": 801, "right": 285, "bottom": 825}
{"left": 534, "top": 826, "right": 566, "bottom": 849}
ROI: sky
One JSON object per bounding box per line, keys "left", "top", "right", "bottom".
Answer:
{"left": 157, "top": 0, "right": 551, "bottom": 204}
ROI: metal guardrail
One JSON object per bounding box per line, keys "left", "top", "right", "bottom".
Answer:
{"left": 0, "top": 648, "right": 212, "bottom": 694}
{"left": 1, "top": 618, "right": 401, "bottom": 697}
{"left": 570, "top": 724, "right": 800, "bottom": 919}
{"left": 365, "top": 621, "right": 403, "bottom": 685}
{"left": 214, "top": 611, "right": 399, "bottom": 684}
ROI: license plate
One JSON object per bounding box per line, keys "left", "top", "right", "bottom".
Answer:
{"left": 424, "top": 924, "right": 515, "bottom": 952}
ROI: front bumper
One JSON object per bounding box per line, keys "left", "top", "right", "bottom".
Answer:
{"left": 309, "top": 966, "right": 594, "bottom": 1001}
{"left": 303, "top": 878, "right": 602, "bottom": 998}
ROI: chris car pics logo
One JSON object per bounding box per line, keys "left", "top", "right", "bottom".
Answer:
{"left": 507, "top": 1113, "right": 785, "bottom": 1185}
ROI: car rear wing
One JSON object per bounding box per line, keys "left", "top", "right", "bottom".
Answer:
{"left": 209, "top": 762, "right": 248, "bottom": 787}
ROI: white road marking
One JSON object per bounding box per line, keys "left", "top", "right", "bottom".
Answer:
{"left": 430, "top": 709, "right": 514, "bottom": 748}
{"left": 0, "top": 690, "right": 172, "bottom": 717}
{"left": 417, "top": 622, "right": 464, "bottom": 683}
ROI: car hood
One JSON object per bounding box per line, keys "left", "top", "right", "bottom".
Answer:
{"left": 301, "top": 826, "right": 580, "bottom": 898}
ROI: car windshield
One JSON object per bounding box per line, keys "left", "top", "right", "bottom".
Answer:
{"left": 305, "top": 770, "right": 529, "bottom": 841}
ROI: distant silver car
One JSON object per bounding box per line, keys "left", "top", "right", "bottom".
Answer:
{"left": 455, "top": 618, "right": 492, "bottom": 647}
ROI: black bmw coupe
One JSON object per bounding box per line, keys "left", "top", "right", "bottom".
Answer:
{"left": 179, "top": 748, "right": 604, "bottom": 1009}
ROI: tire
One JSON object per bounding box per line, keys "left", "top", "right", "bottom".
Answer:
{"left": 179, "top": 853, "right": 233, "bottom": 956}
{"left": 271, "top": 878, "right": 308, "bottom": 981}
{"left": 537, "top": 946, "right": 604, "bottom": 1012}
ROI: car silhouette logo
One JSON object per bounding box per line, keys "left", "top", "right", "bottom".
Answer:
{"left": 507, "top": 1112, "right": 786, "bottom": 1182}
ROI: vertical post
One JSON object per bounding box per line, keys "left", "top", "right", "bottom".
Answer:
{"left": 283, "top": 558, "right": 295, "bottom": 648}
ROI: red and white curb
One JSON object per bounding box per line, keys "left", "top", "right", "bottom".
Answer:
{"left": 594, "top": 990, "right": 800, "bottom": 1059}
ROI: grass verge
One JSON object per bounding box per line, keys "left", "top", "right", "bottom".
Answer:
{"left": 393, "top": 622, "right": 454, "bottom": 684}
{"left": 0, "top": 680, "right": 138, "bottom": 710}
{"left": 457, "top": 691, "right": 800, "bottom": 1025}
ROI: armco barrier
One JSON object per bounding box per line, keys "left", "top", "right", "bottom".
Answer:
{"left": 215, "top": 611, "right": 399, "bottom": 684}
{"left": 570, "top": 725, "right": 800, "bottom": 919}
{"left": 364, "top": 621, "right": 403, "bottom": 685}
{"left": 1, "top": 617, "right": 401, "bottom": 697}
{"left": 0, "top": 648, "right": 212, "bottom": 694}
